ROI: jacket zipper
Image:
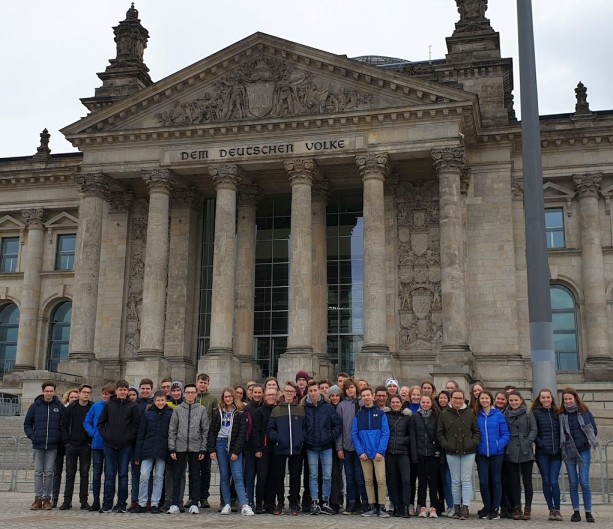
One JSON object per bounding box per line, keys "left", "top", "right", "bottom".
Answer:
{"left": 45, "top": 402, "right": 50, "bottom": 450}
{"left": 484, "top": 412, "right": 490, "bottom": 457}
{"left": 187, "top": 404, "right": 191, "bottom": 452}
{"left": 288, "top": 404, "right": 293, "bottom": 455}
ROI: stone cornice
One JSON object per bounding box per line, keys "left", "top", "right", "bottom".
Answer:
{"left": 0, "top": 173, "right": 74, "bottom": 187}
{"left": 356, "top": 153, "right": 391, "bottom": 182}
{"left": 209, "top": 164, "right": 243, "bottom": 191}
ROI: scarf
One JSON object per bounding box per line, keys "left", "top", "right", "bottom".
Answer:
{"left": 559, "top": 404, "right": 599, "bottom": 464}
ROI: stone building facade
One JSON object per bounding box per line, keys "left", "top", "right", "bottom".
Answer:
{"left": 2, "top": 1, "right": 613, "bottom": 400}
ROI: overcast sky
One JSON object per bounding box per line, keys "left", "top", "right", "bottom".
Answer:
{"left": 1, "top": 0, "right": 611, "bottom": 158}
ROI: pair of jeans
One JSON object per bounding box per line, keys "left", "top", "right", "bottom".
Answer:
{"left": 441, "top": 462, "right": 453, "bottom": 509}
{"left": 103, "top": 445, "right": 132, "bottom": 508}
{"left": 33, "top": 448, "right": 57, "bottom": 499}
{"left": 91, "top": 449, "right": 104, "bottom": 506}
{"left": 272, "top": 453, "right": 302, "bottom": 506}
{"left": 216, "top": 438, "right": 247, "bottom": 507}
{"left": 565, "top": 450, "right": 592, "bottom": 512}
{"left": 306, "top": 448, "right": 332, "bottom": 502}
{"left": 446, "top": 453, "right": 476, "bottom": 507}
{"left": 476, "top": 454, "right": 504, "bottom": 511}
{"left": 139, "top": 458, "right": 165, "bottom": 507}
{"left": 417, "top": 455, "right": 440, "bottom": 509}
{"left": 64, "top": 444, "right": 91, "bottom": 504}
{"left": 343, "top": 450, "right": 367, "bottom": 504}
{"left": 536, "top": 453, "right": 562, "bottom": 510}
{"left": 243, "top": 451, "right": 256, "bottom": 505}
{"left": 385, "top": 453, "right": 411, "bottom": 509}
{"left": 505, "top": 460, "right": 534, "bottom": 509}
{"left": 172, "top": 452, "right": 200, "bottom": 505}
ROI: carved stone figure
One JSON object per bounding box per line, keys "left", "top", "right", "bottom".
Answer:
{"left": 456, "top": 0, "right": 488, "bottom": 20}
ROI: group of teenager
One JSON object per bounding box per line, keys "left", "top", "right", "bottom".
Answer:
{"left": 23, "top": 372, "right": 600, "bottom": 522}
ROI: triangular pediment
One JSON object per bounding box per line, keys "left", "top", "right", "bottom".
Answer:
{"left": 0, "top": 215, "right": 24, "bottom": 232}
{"left": 44, "top": 212, "right": 78, "bottom": 229}
{"left": 62, "top": 33, "right": 477, "bottom": 141}
{"left": 543, "top": 181, "right": 575, "bottom": 202}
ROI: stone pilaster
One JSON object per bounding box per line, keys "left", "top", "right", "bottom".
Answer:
{"left": 574, "top": 173, "right": 612, "bottom": 379}
{"left": 60, "top": 172, "right": 110, "bottom": 381}
{"left": 353, "top": 153, "right": 393, "bottom": 383}
{"left": 13, "top": 208, "right": 45, "bottom": 371}
{"left": 432, "top": 147, "right": 472, "bottom": 366}
{"left": 234, "top": 182, "right": 259, "bottom": 380}
{"left": 198, "top": 164, "right": 242, "bottom": 393}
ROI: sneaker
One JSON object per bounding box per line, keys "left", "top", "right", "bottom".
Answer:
{"left": 80, "top": 502, "right": 91, "bottom": 510}
{"left": 444, "top": 507, "right": 455, "bottom": 517}
{"left": 150, "top": 505, "right": 162, "bottom": 514}
{"left": 290, "top": 504, "right": 298, "bottom": 516}
{"left": 408, "top": 504, "right": 415, "bottom": 516}
{"left": 571, "top": 511, "right": 581, "bottom": 522}
{"left": 178, "top": 501, "right": 185, "bottom": 513}
{"left": 189, "top": 504, "right": 199, "bottom": 514}
{"left": 167, "top": 504, "right": 180, "bottom": 514}
{"left": 585, "top": 512, "right": 595, "bottom": 523}
{"left": 132, "top": 504, "right": 147, "bottom": 513}
{"left": 488, "top": 509, "right": 500, "bottom": 520}
{"left": 200, "top": 499, "right": 210, "bottom": 508}
{"left": 274, "top": 504, "right": 283, "bottom": 515}
{"left": 321, "top": 502, "right": 336, "bottom": 515}
{"left": 59, "top": 502, "right": 72, "bottom": 510}
{"left": 89, "top": 502, "right": 100, "bottom": 512}
{"left": 418, "top": 506, "right": 427, "bottom": 517}
{"left": 113, "top": 503, "right": 127, "bottom": 513}
{"left": 100, "top": 504, "right": 113, "bottom": 513}
{"left": 362, "top": 504, "right": 378, "bottom": 517}
{"left": 477, "top": 508, "right": 486, "bottom": 518}
{"left": 379, "top": 506, "right": 390, "bottom": 518}
{"left": 555, "top": 510, "right": 563, "bottom": 521}
{"left": 310, "top": 502, "right": 321, "bottom": 515}
{"left": 221, "top": 504, "right": 231, "bottom": 515}
{"left": 343, "top": 501, "right": 356, "bottom": 515}
{"left": 51, "top": 499, "right": 58, "bottom": 509}
{"left": 429, "top": 508, "right": 438, "bottom": 518}
{"left": 241, "top": 504, "right": 255, "bottom": 516}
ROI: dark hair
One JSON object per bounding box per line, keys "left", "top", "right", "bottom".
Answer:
{"left": 284, "top": 381, "right": 297, "bottom": 390}
{"left": 251, "top": 383, "right": 264, "bottom": 392}
{"left": 420, "top": 394, "right": 440, "bottom": 417}
{"left": 343, "top": 378, "right": 358, "bottom": 392}
{"left": 41, "top": 380, "right": 56, "bottom": 391}
{"left": 420, "top": 379, "right": 437, "bottom": 393}
{"left": 161, "top": 377, "right": 172, "bottom": 385}
{"left": 476, "top": 390, "right": 495, "bottom": 411}
{"left": 183, "top": 383, "right": 197, "bottom": 392}
{"left": 78, "top": 384, "right": 92, "bottom": 392}
{"left": 264, "top": 376, "right": 279, "bottom": 389}
{"left": 337, "top": 372, "right": 349, "bottom": 379}
{"left": 530, "top": 388, "right": 559, "bottom": 412}
{"left": 307, "top": 380, "right": 319, "bottom": 388}
{"left": 504, "top": 385, "right": 517, "bottom": 392}
{"left": 196, "top": 373, "right": 210, "bottom": 382}
{"left": 153, "top": 390, "right": 166, "bottom": 400}
{"left": 559, "top": 387, "right": 589, "bottom": 415}
{"left": 360, "top": 387, "right": 373, "bottom": 395}
{"left": 116, "top": 379, "right": 129, "bottom": 389}
{"left": 389, "top": 394, "right": 403, "bottom": 405}
{"left": 437, "top": 390, "right": 450, "bottom": 405}
{"left": 506, "top": 390, "right": 525, "bottom": 408}
{"left": 318, "top": 379, "right": 332, "bottom": 387}
{"left": 139, "top": 378, "right": 153, "bottom": 388}
{"left": 374, "top": 385, "right": 387, "bottom": 395}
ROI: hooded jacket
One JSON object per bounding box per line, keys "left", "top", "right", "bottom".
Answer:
{"left": 303, "top": 394, "right": 342, "bottom": 451}
{"left": 437, "top": 403, "right": 480, "bottom": 455}
{"left": 207, "top": 407, "right": 248, "bottom": 456}
{"left": 267, "top": 400, "right": 306, "bottom": 456}
{"left": 532, "top": 407, "right": 561, "bottom": 456}
{"left": 168, "top": 400, "right": 209, "bottom": 454}
{"left": 97, "top": 395, "right": 140, "bottom": 449}
{"left": 352, "top": 404, "right": 390, "bottom": 459}
{"left": 24, "top": 395, "right": 64, "bottom": 450}
{"left": 84, "top": 400, "right": 106, "bottom": 449}
{"left": 476, "top": 407, "right": 510, "bottom": 457}
{"left": 135, "top": 404, "right": 173, "bottom": 461}
{"left": 504, "top": 405, "right": 537, "bottom": 463}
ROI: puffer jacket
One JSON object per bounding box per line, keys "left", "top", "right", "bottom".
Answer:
{"left": 477, "top": 408, "right": 510, "bottom": 457}
{"left": 304, "top": 395, "right": 342, "bottom": 451}
{"left": 412, "top": 409, "right": 441, "bottom": 460}
{"left": 252, "top": 402, "right": 274, "bottom": 453}
{"left": 168, "top": 401, "right": 209, "bottom": 454}
{"left": 532, "top": 407, "right": 561, "bottom": 456}
{"left": 504, "top": 406, "right": 537, "bottom": 463}
{"left": 386, "top": 408, "right": 413, "bottom": 456}
{"left": 97, "top": 395, "right": 140, "bottom": 449}
{"left": 352, "top": 405, "right": 390, "bottom": 459}
{"left": 207, "top": 407, "right": 248, "bottom": 456}
{"left": 135, "top": 404, "right": 172, "bottom": 461}
{"left": 24, "top": 395, "right": 64, "bottom": 450}
{"left": 267, "top": 401, "right": 306, "bottom": 456}
{"left": 437, "top": 404, "right": 480, "bottom": 455}
{"left": 84, "top": 400, "right": 106, "bottom": 449}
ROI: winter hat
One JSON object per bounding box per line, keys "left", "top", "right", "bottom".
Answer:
{"left": 328, "top": 385, "right": 342, "bottom": 396}
{"left": 295, "top": 370, "right": 309, "bottom": 382}
{"left": 385, "top": 378, "right": 400, "bottom": 389}
{"left": 128, "top": 386, "right": 138, "bottom": 394}
{"left": 171, "top": 381, "right": 183, "bottom": 391}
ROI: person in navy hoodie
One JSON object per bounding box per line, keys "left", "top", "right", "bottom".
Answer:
{"left": 83, "top": 382, "right": 115, "bottom": 512}
{"left": 531, "top": 388, "right": 563, "bottom": 521}
{"left": 24, "top": 380, "right": 65, "bottom": 510}
{"left": 475, "top": 390, "right": 510, "bottom": 520}
{"left": 133, "top": 390, "right": 172, "bottom": 513}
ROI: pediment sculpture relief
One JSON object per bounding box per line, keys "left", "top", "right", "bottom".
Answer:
{"left": 155, "top": 57, "right": 374, "bottom": 126}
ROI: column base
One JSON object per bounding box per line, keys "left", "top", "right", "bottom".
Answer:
{"left": 353, "top": 350, "right": 394, "bottom": 386}
{"left": 197, "top": 352, "right": 242, "bottom": 395}
{"left": 584, "top": 358, "right": 613, "bottom": 382}
{"left": 431, "top": 363, "right": 476, "bottom": 395}
{"left": 125, "top": 357, "right": 171, "bottom": 387}
{"left": 277, "top": 352, "right": 330, "bottom": 386}
{"left": 57, "top": 357, "right": 106, "bottom": 385}
{"left": 437, "top": 343, "right": 473, "bottom": 369}
{"left": 11, "top": 364, "right": 35, "bottom": 373}
{"left": 137, "top": 348, "right": 164, "bottom": 359}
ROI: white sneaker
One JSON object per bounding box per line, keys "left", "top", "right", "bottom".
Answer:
{"left": 429, "top": 508, "right": 438, "bottom": 518}
{"left": 418, "top": 507, "right": 427, "bottom": 517}
{"left": 445, "top": 507, "right": 455, "bottom": 517}
{"left": 167, "top": 504, "right": 180, "bottom": 514}
{"left": 189, "top": 504, "right": 199, "bottom": 514}
{"left": 221, "top": 504, "right": 231, "bottom": 515}
{"left": 241, "top": 504, "right": 255, "bottom": 516}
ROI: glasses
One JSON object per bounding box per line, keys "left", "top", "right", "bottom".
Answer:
{"left": 265, "top": 394, "right": 277, "bottom": 398}
{"left": 452, "top": 396, "right": 464, "bottom": 400}
{"left": 284, "top": 389, "right": 296, "bottom": 393}
{"left": 184, "top": 390, "right": 197, "bottom": 394}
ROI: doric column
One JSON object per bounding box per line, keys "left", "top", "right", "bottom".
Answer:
{"left": 284, "top": 159, "right": 317, "bottom": 354}
{"left": 573, "top": 173, "right": 612, "bottom": 379}
{"left": 432, "top": 147, "right": 471, "bottom": 357}
{"left": 138, "top": 169, "right": 174, "bottom": 357}
{"left": 356, "top": 153, "right": 390, "bottom": 353}
{"left": 208, "top": 164, "right": 242, "bottom": 354}
{"left": 69, "top": 173, "right": 110, "bottom": 360}
{"left": 234, "top": 182, "right": 258, "bottom": 361}
{"left": 311, "top": 178, "right": 329, "bottom": 357}
{"left": 13, "top": 209, "right": 45, "bottom": 371}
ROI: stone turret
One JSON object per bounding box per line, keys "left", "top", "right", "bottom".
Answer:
{"left": 81, "top": 3, "right": 153, "bottom": 112}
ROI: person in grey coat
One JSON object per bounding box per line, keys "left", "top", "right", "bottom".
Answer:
{"left": 167, "top": 383, "right": 209, "bottom": 514}
{"left": 503, "top": 391, "right": 537, "bottom": 520}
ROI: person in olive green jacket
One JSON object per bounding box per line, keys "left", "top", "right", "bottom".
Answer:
{"left": 436, "top": 389, "right": 480, "bottom": 520}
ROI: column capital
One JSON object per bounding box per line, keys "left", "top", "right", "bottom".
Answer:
{"left": 143, "top": 168, "right": 175, "bottom": 194}
{"left": 573, "top": 172, "right": 602, "bottom": 198}
{"left": 284, "top": 158, "right": 320, "bottom": 186}
{"left": 209, "top": 164, "right": 242, "bottom": 191}
{"left": 237, "top": 183, "right": 260, "bottom": 207}
{"left": 171, "top": 188, "right": 202, "bottom": 210}
{"left": 105, "top": 191, "right": 134, "bottom": 214}
{"left": 76, "top": 172, "right": 111, "bottom": 198}
{"left": 21, "top": 208, "right": 45, "bottom": 230}
{"left": 432, "top": 147, "right": 467, "bottom": 176}
{"left": 356, "top": 152, "right": 390, "bottom": 182}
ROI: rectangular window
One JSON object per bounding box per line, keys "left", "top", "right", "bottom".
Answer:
{"left": 55, "top": 234, "right": 76, "bottom": 270}
{"left": 0, "top": 237, "right": 19, "bottom": 273}
{"left": 545, "top": 208, "right": 565, "bottom": 249}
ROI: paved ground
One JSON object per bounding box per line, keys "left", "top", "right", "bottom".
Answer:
{"left": 0, "top": 492, "right": 611, "bottom": 529}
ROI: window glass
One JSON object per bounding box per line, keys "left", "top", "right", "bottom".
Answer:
{"left": 0, "top": 304, "right": 19, "bottom": 376}
{"left": 0, "top": 237, "right": 19, "bottom": 273}
{"left": 46, "top": 302, "right": 72, "bottom": 372}
{"left": 550, "top": 285, "right": 579, "bottom": 371}
{"left": 545, "top": 208, "right": 565, "bottom": 249}
{"left": 55, "top": 234, "right": 76, "bottom": 270}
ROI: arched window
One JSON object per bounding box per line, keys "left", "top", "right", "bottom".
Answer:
{"left": 550, "top": 285, "right": 579, "bottom": 371}
{"left": 47, "top": 302, "right": 72, "bottom": 372}
{"left": 0, "top": 303, "right": 19, "bottom": 376}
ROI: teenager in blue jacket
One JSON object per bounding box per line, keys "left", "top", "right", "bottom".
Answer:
{"left": 475, "top": 390, "right": 510, "bottom": 520}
